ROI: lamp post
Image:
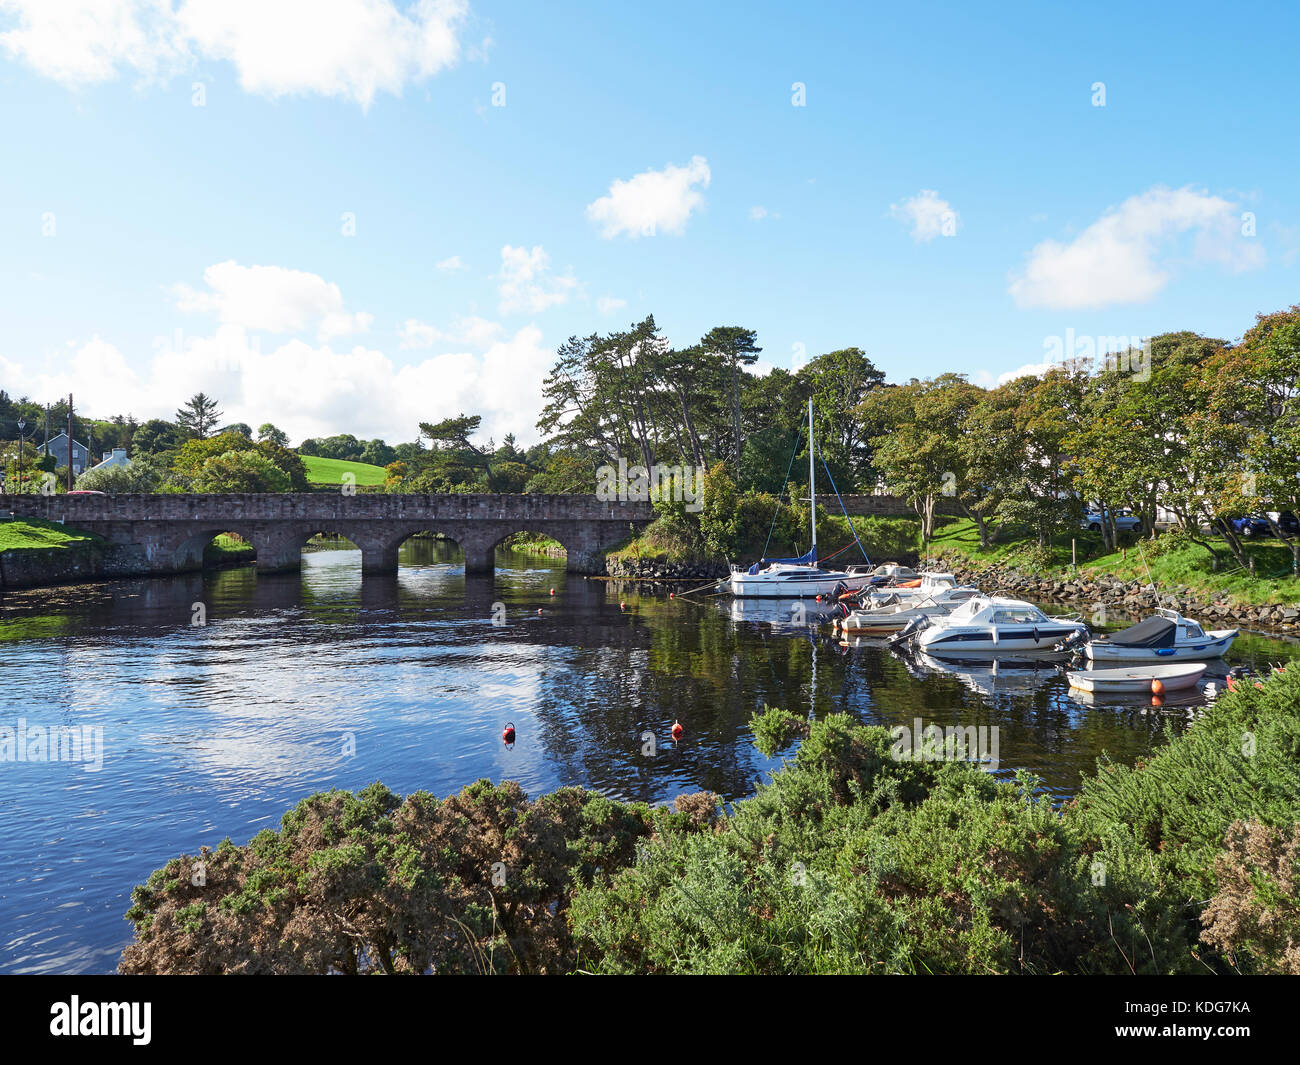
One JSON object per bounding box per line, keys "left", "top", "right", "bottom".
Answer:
{"left": 16, "top": 418, "right": 24, "bottom": 495}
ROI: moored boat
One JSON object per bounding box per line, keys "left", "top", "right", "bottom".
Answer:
{"left": 1076, "top": 609, "right": 1237, "bottom": 663}
{"left": 835, "top": 583, "right": 979, "bottom": 636}
{"left": 725, "top": 399, "right": 872, "bottom": 598}
{"left": 906, "top": 596, "right": 1089, "bottom": 655}
{"left": 1066, "top": 662, "right": 1207, "bottom": 694}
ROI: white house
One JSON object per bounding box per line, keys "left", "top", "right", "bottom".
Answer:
{"left": 93, "top": 448, "right": 131, "bottom": 470}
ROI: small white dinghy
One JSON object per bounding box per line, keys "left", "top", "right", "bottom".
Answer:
{"left": 1066, "top": 662, "right": 1208, "bottom": 694}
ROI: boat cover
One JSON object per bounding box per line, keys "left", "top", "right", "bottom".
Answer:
{"left": 1107, "top": 615, "right": 1177, "bottom": 648}
{"left": 748, "top": 548, "right": 816, "bottom": 574}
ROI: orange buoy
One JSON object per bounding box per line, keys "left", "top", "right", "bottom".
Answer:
{"left": 1151, "top": 694, "right": 1164, "bottom": 707}
{"left": 502, "top": 722, "right": 516, "bottom": 744}
{"left": 671, "top": 720, "right": 684, "bottom": 741}
{"left": 1151, "top": 678, "right": 1165, "bottom": 695}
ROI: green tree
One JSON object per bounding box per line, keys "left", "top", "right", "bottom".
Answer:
{"left": 257, "top": 423, "right": 290, "bottom": 448}
{"left": 176, "top": 393, "right": 223, "bottom": 440}
{"left": 192, "top": 450, "right": 291, "bottom": 493}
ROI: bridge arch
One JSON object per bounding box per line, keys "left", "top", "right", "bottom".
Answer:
{"left": 170, "top": 526, "right": 260, "bottom": 571}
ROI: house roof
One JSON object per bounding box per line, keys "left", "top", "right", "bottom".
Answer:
{"left": 38, "top": 431, "right": 89, "bottom": 451}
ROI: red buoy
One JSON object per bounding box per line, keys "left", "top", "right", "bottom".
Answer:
{"left": 537, "top": 608, "right": 543, "bottom": 615}
{"left": 502, "top": 722, "right": 516, "bottom": 744}
{"left": 550, "top": 588, "right": 556, "bottom": 596}
{"left": 669, "top": 592, "right": 674, "bottom": 599}
{"left": 671, "top": 720, "right": 684, "bottom": 741}
{"left": 620, "top": 601, "right": 626, "bottom": 611}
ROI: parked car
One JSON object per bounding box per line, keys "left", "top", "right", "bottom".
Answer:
{"left": 1267, "top": 510, "right": 1300, "bottom": 536}
{"left": 1217, "top": 515, "right": 1272, "bottom": 538}
{"left": 1079, "top": 508, "right": 1142, "bottom": 533}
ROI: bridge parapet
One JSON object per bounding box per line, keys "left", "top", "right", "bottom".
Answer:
{"left": 2, "top": 492, "right": 654, "bottom": 578}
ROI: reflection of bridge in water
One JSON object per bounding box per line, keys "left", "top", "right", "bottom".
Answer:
{"left": 7, "top": 492, "right": 655, "bottom": 576}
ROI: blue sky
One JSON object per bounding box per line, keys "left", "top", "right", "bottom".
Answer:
{"left": 1, "top": 0, "right": 1297, "bottom": 446}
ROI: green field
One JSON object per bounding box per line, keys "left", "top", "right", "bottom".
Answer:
{"left": 0, "top": 518, "right": 100, "bottom": 552}
{"left": 301, "top": 455, "right": 388, "bottom": 487}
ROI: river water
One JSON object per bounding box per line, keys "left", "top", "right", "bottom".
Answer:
{"left": 1, "top": 542, "right": 1296, "bottom": 974}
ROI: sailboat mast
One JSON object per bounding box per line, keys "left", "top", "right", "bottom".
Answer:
{"left": 808, "top": 398, "right": 816, "bottom": 559}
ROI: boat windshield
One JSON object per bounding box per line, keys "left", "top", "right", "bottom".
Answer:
{"left": 990, "top": 607, "right": 1048, "bottom": 625}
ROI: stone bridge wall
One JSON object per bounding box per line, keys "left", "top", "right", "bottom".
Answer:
{"left": 3, "top": 493, "right": 654, "bottom": 577}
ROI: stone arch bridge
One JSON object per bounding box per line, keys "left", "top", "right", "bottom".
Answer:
{"left": 5, "top": 493, "right": 655, "bottom": 577}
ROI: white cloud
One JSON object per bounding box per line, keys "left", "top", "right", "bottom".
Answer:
{"left": 889, "top": 189, "right": 957, "bottom": 242}
{"left": 435, "top": 254, "right": 465, "bottom": 271}
{"left": 496, "top": 244, "right": 579, "bottom": 314}
{"left": 1008, "top": 185, "right": 1265, "bottom": 310}
{"left": 1, "top": 321, "right": 550, "bottom": 447}
{"left": 596, "top": 296, "right": 626, "bottom": 314}
{"left": 0, "top": 0, "right": 185, "bottom": 85}
{"left": 398, "top": 313, "right": 501, "bottom": 349}
{"left": 398, "top": 318, "right": 441, "bottom": 349}
{"left": 0, "top": 0, "right": 468, "bottom": 106}
{"left": 173, "top": 260, "right": 372, "bottom": 341}
{"left": 586, "top": 156, "right": 711, "bottom": 239}
{"left": 749, "top": 205, "right": 777, "bottom": 221}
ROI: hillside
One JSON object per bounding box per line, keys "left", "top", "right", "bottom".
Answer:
{"left": 301, "top": 455, "right": 387, "bottom": 487}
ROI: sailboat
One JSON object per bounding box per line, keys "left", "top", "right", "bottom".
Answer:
{"left": 724, "top": 400, "right": 874, "bottom": 598}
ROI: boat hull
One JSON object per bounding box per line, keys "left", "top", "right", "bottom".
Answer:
{"left": 1067, "top": 663, "right": 1207, "bottom": 693}
{"left": 1084, "top": 632, "right": 1237, "bottom": 663}
{"left": 728, "top": 572, "right": 871, "bottom": 598}
{"left": 918, "top": 623, "right": 1088, "bottom": 655}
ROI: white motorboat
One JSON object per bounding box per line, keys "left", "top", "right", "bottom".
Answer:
{"left": 835, "top": 584, "right": 980, "bottom": 636}
{"left": 864, "top": 571, "right": 975, "bottom": 605}
{"left": 1077, "top": 609, "right": 1237, "bottom": 663}
{"left": 725, "top": 400, "right": 872, "bottom": 599}
{"left": 865, "top": 562, "right": 919, "bottom": 586}
{"left": 1066, "top": 662, "right": 1207, "bottom": 694}
{"left": 907, "top": 596, "right": 1089, "bottom": 655}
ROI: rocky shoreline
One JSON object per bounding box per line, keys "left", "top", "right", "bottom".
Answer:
{"left": 930, "top": 554, "right": 1300, "bottom": 635}
{"left": 604, "top": 556, "right": 728, "bottom": 581}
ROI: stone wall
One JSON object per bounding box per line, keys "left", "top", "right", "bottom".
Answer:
{"left": 2, "top": 493, "right": 653, "bottom": 580}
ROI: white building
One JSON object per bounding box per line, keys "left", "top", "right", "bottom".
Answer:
{"left": 93, "top": 448, "right": 131, "bottom": 470}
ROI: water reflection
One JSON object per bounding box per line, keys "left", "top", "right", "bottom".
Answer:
{"left": 0, "top": 543, "right": 1296, "bottom": 974}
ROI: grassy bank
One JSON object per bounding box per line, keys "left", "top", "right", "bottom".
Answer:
{"left": 0, "top": 517, "right": 100, "bottom": 552}
{"left": 930, "top": 517, "right": 1300, "bottom": 607}
{"left": 499, "top": 531, "right": 566, "bottom": 556}
{"left": 119, "top": 665, "right": 1300, "bottom": 974}
{"left": 202, "top": 533, "right": 256, "bottom": 566}
{"left": 301, "top": 455, "right": 387, "bottom": 487}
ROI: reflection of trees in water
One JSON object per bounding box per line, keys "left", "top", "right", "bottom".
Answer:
{"left": 4, "top": 550, "right": 1293, "bottom": 803}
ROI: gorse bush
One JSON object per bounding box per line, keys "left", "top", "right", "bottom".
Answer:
{"left": 122, "top": 670, "right": 1300, "bottom": 974}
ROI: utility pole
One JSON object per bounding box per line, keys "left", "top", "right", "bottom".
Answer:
{"left": 67, "top": 393, "right": 74, "bottom": 492}
{"left": 16, "top": 418, "right": 24, "bottom": 495}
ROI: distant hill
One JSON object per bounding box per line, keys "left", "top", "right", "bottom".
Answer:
{"left": 301, "top": 455, "right": 387, "bottom": 487}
